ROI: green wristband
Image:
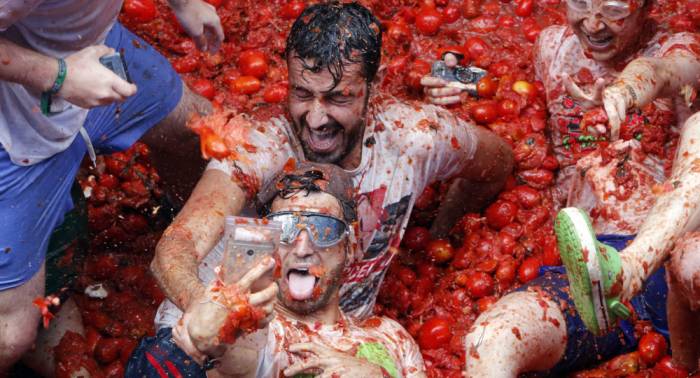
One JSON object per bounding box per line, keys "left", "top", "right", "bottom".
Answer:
{"left": 41, "top": 58, "right": 67, "bottom": 115}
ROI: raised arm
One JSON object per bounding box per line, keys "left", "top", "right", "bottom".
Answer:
{"left": 151, "top": 167, "right": 246, "bottom": 310}
{"left": 604, "top": 38, "right": 700, "bottom": 139}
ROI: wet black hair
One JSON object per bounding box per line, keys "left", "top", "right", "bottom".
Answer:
{"left": 284, "top": 1, "right": 382, "bottom": 89}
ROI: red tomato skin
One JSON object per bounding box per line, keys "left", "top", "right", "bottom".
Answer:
{"left": 466, "top": 271, "right": 495, "bottom": 299}
{"left": 514, "top": 0, "right": 534, "bottom": 17}
{"left": 191, "top": 79, "right": 216, "bottom": 100}
{"left": 518, "top": 256, "right": 541, "bottom": 283}
{"left": 415, "top": 6, "right": 443, "bottom": 36}
{"left": 471, "top": 102, "right": 499, "bottom": 124}
{"left": 418, "top": 317, "right": 453, "bottom": 350}
{"left": 281, "top": 1, "right": 305, "bottom": 19}
{"left": 403, "top": 226, "right": 432, "bottom": 251}
{"left": 638, "top": 332, "right": 668, "bottom": 365}
{"left": 652, "top": 356, "right": 689, "bottom": 378}
{"left": 123, "top": 0, "right": 157, "bottom": 22}
{"left": 442, "top": 6, "right": 461, "bottom": 23}
{"left": 263, "top": 83, "right": 288, "bottom": 103}
{"left": 427, "top": 239, "right": 455, "bottom": 263}
{"left": 485, "top": 200, "right": 518, "bottom": 229}
{"left": 231, "top": 76, "right": 262, "bottom": 95}
{"left": 238, "top": 50, "right": 269, "bottom": 79}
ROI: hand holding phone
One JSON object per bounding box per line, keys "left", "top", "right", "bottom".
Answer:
{"left": 99, "top": 52, "right": 132, "bottom": 83}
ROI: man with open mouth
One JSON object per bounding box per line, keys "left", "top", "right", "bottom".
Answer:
{"left": 128, "top": 164, "right": 426, "bottom": 378}
{"left": 424, "top": 0, "right": 700, "bottom": 376}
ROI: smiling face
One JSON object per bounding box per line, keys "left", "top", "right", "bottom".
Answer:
{"left": 567, "top": 0, "right": 646, "bottom": 62}
{"left": 271, "top": 191, "right": 348, "bottom": 315}
{"left": 287, "top": 55, "right": 369, "bottom": 167}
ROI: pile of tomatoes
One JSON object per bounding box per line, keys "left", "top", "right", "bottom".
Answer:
{"left": 44, "top": 0, "right": 700, "bottom": 377}
{"left": 51, "top": 144, "right": 167, "bottom": 377}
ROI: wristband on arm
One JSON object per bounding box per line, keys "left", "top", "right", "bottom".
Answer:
{"left": 41, "top": 58, "right": 67, "bottom": 115}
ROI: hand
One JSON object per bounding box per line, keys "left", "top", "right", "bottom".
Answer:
{"left": 176, "top": 257, "right": 278, "bottom": 360}
{"left": 170, "top": 0, "right": 224, "bottom": 53}
{"left": 59, "top": 45, "right": 137, "bottom": 108}
{"left": 283, "top": 343, "right": 385, "bottom": 378}
{"left": 602, "top": 82, "right": 636, "bottom": 141}
{"left": 562, "top": 73, "right": 606, "bottom": 107}
{"left": 421, "top": 52, "right": 462, "bottom": 106}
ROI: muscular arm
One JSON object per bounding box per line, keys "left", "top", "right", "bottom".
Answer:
{"left": 0, "top": 37, "right": 58, "bottom": 92}
{"left": 151, "top": 168, "right": 246, "bottom": 309}
{"left": 431, "top": 127, "right": 514, "bottom": 236}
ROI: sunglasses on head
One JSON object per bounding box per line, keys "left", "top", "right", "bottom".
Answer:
{"left": 566, "top": 0, "right": 636, "bottom": 21}
{"left": 267, "top": 211, "right": 349, "bottom": 248}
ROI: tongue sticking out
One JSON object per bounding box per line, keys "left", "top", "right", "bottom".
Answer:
{"left": 288, "top": 272, "right": 316, "bottom": 300}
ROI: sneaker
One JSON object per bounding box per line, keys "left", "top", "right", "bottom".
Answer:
{"left": 554, "top": 207, "right": 631, "bottom": 335}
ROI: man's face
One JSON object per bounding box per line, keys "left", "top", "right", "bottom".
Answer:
{"left": 272, "top": 191, "right": 348, "bottom": 315}
{"left": 567, "top": 0, "right": 646, "bottom": 62}
{"left": 287, "top": 55, "right": 369, "bottom": 165}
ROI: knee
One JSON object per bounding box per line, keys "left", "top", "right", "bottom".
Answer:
{"left": 670, "top": 232, "right": 700, "bottom": 309}
{"left": 0, "top": 315, "right": 39, "bottom": 366}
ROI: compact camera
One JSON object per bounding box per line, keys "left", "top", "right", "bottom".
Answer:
{"left": 431, "top": 60, "right": 488, "bottom": 97}
{"left": 99, "top": 52, "right": 132, "bottom": 83}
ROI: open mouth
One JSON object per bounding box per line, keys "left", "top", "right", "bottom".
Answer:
{"left": 287, "top": 268, "right": 320, "bottom": 301}
{"left": 305, "top": 125, "right": 342, "bottom": 153}
{"left": 585, "top": 34, "right": 614, "bottom": 50}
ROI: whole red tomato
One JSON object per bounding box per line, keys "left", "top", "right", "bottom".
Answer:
{"left": 462, "top": 0, "right": 482, "bottom": 19}
{"left": 231, "top": 76, "right": 262, "bottom": 95}
{"left": 476, "top": 76, "right": 498, "bottom": 98}
{"left": 638, "top": 332, "right": 668, "bottom": 365}
{"left": 281, "top": 0, "right": 306, "bottom": 19}
{"left": 238, "top": 50, "right": 269, "bottom": 79}
{"left": 464, "top": 36, "right": 489, "bottom": 59}
{"left": 442, "top": 5, "right": 461, "bottom": 23}
{"left": 514, "top": 0, "right": 534, "bottom": 17}
{"left": 466, "top": 271, "right": 495, "bottom": 299}
{"left": 652, "top": 356, "right": 689, "bottom": 378}
{"left": 518, "top": 256, "right": 541, "bottom": 283}
{"left": 415, "top": 5, "right": 443, "bottom": 35}
{"left": 427, "top": 239, "right": 455, "bottom": 263}
{"left": 476, "top": 296, "right": 498, "bottom": 313}
{"left": 263, "top": 83, "right": 288, "bottom": 103}
{"left": 471, "top": 102, "right": 499, "bottom": 124}
{"left": 387, "top": 21, "right": 412, "bottom": 44}
{"left": 518, "top": 169, "right": 554, "bottom": 189}
{"left": 485, "top": 200, "right": 518, "bottom": 229}
{"left": 123, "top": 0, "right": 157, "bottom": 22}
{"left": 403, "top": 226, "right": 431, "bottom": 251}
{"left": 498, "top": 98, "right": 520, "bottom": 119}
{"left": 512, "top": 185, "right": 541, "bottom": 208}
{"left": 418, "top": 317, "right": 452, "bottom": 350}
{"left": 191, "top": 78, "right": 216, "bottom": 100}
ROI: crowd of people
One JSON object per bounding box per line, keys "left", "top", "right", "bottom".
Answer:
{"left": 1, "top": 0, "right": 699, "bottom": 377}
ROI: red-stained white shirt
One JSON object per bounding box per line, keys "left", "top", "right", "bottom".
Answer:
{"left": 205, "top": 96, "right": 478, "bottom": 318}
{"left": 534, "top": 25, "right": 700, "bottom": 234}
{"left": 256, "top": 312, "right": 425, "bottom": 378}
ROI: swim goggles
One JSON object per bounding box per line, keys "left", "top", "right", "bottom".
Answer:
{"left": 267, "top": 211, "right": 349, "bottom": 248}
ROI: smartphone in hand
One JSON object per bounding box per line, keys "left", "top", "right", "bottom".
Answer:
{"left": 99, "top": 52, "right": 132, "bottom": 83}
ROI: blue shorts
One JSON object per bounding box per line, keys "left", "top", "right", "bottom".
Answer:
{"left": 0, "top": 22, "right": 183, "bottom": 290}
{"left": 517, "top": 234, "right": 669, "bottom": 374}
{"left": 125, "top": 328, "right": 207, "bottom": 378}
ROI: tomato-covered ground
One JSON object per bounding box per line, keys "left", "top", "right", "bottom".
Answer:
{"left": 19, "top": 0, "right": 700, "bottom": 377}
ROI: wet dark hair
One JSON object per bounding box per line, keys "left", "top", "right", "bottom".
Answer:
{"left": 284, "top": 2, "right": 382, "bottom": 89}
{"left": 257, "top": 163, "right": 357, "bottom": 225}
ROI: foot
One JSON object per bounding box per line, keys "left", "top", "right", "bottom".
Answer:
{"left": 554, "top": 207, "right": 631, "bottom": 335}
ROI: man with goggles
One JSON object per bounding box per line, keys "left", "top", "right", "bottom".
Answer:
{"left": 127, "top": 164, "right": 426, "bottom": 378}
{"left": 424, "top": 0, "right": 700, "bottom": 376}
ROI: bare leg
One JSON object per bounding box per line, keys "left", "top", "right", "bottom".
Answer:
{"left": 21, "top": 297, "right": 84, "bottom": 377}
{"left": 667, "top": 233, "right": 700, "bottom": 372}
{"left": 0, "top": 264, "right": 44, "bottom": 373}
{"left": 617, "top": 112, "right": 700, "bottom": 301}
{"left": 464, "top": 291, "right": 567, "bottom": 378}
{"left": 142, "top": 84, "right": 211, "bottom": 207}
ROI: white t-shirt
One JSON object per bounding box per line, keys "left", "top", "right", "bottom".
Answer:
{"left": 256, "top": 312, "right": 425, "bottom": 378}
{"left": 154, "top": 95, "right": 478, "bottom": 324}
{"left": 535, "top": 25, "right": 700, "bottom": 234}
{"left": 0, "top": 0, "right": 122, "bottom": 165}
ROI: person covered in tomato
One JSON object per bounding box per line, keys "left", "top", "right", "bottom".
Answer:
{"left": 151, "top": 0, "right": 513, "bottom": 365}
{"left": 0, "top": 0, "right": 225, "bottom": 374}
{"left": 128, "top": 164, "right": 427, "bottom": 377}
{"left": 423, "top": 0, "right": 700, "bottom": 375}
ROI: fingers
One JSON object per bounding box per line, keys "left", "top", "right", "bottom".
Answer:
{"left": 111, "top": 77, "right": 137, "bottom": 98}
{"left": 592, "top": 78, "right": 607, "bottom": 98}
{"left": 429, "top": 96, "right": 461, "bottom": 105}
{"left": 249, "top": 283, "right": 278, "bottom": 305}
{"left": 562, "top": 73, "right": 591, "bottom": 102}
{"left": 283, "top": 358, "right": 322, "bottom": 377}
{"left": 173, "top": 321, "right": 207, "bottom": 364}
{"left": 237, "top": 257, "right": 275, "bottom": 289}
{"left": 603, "top": 97, "right": 621, "bottom": 141}
{"left": 424, "top": 86, "right": 461, "bottom": 98}
{"left": 420, "top": 76, "right": 448, "bottom": 88}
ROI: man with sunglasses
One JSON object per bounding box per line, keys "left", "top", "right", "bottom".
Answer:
{"left": 128, "top": 164, "right": 426, "bottom": 377}
{"left": 425, "top": 0, "right": 700, "bottom": 376}
{"left": 151, "top": 0, "right": 513, "bottom": 366}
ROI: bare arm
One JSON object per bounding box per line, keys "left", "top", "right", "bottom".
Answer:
{"left": 431, "top": 127, "right": 514, "bottom": 236}
{"left": 604, "top": 50, "right": 700, "bottom": 139}
{"left": 151, "top": 168, "right": 246, "bottom": 310}
{"left": 0, "top": 37, "right": 58, "bottom": 92}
